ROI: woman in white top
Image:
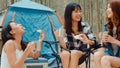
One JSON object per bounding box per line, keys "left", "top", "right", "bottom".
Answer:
{"left": 1, "top": 21, "right": 44, "bottom": 68}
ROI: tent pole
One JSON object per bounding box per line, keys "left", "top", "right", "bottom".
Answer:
{"left": 52, "top": 10, "right": 64, "bottom": 26}
{"left": 55, "top": 13, "right": 64, "bottom": 26}
{"left": 47, "top": 14, "right": 61, "bottom": 68}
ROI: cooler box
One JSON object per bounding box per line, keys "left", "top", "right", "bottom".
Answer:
{"left": 24, "top": 57, "right": 48, "bottom": 68}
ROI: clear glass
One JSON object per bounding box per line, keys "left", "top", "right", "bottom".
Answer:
{"left": 34, "top": 40, "right": 42, "bottom": 51}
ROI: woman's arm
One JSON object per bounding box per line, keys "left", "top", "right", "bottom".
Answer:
{"left": 86, "top": 39, "right": 95, "bottom": 45}
{"left": 5, "top": 40, "right": 35, "bottom": 68}
{"left": 59, "top": 37, "right": 68, "bottom": 49}
{"left": 79, "top": 34, "right": 95, "bottom": 45}
{"left": 80, "top": 23, "right": 97, "bottom": 45}
{"left": 11, "top": 11, "right": 16, "bottom": 22}
{"left": 1, "top": 9, "right": 8, "bottom": 25}
{"left": 28, "top": 51, "right": 40, "bottom": 59}
{"left": 113, "top": 39, "right": 120, "bottom": 46}
{"left": 28, "top": 30, "right": 45, "bottom": 58}
{"left": 54, "top": 30, "right": 68, "bottom": 50}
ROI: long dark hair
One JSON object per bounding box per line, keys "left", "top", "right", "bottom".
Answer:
{"left": 106, "top": 0, "right": 120, "bottom": 40}
{"left": 1, "top": 21, "right": 26, "bottom": 51}
{"left": 64, "top": 3, "right": 82, "bottom": 35}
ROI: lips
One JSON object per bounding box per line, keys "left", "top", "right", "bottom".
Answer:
{"left": 76, "top": 17, "right": 81, "bottom": 21}
{"left": 76, "top": 15, "right": 81, "bottom": 19}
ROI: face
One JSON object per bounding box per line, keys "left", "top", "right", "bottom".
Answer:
{"left": 10, "top": 22, "right": 25, "bottom": 35}
{"left": 72, "top": 7, "right": 82, "bottom": 22}
{"left": 106, "top": 4, "right": 113, "bottom": 18}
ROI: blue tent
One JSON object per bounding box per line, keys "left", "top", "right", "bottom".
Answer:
{"left": 3, "top": 0, "right": 61, "bottom": 67}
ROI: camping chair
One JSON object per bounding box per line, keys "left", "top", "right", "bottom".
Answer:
{"left": 46, "top": 13, "right": 63, "bottom": 68}
{"left": 43, "top": 40, "right": 62, "bottom": 68}
{"left": 78, "top": 43, "right": 101, "bottom": 68}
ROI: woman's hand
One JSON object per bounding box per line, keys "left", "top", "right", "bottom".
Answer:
{"left": 28, "top": 42, "right": 40, "bottom": 59}
{"left": 79, "top": 34, "right": 90, "bottom": 44}
{"left": 78, "top": 34, "right": 94, "bottom": 45}
{"left": 102, "top": 34, "right": 116, "bottom": 44}
{"left": 26, "top": 42, "right": 36, "bottom": 53}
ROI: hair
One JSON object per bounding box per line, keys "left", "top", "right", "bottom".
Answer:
{"left": 106, "top": 0, "right": 120, "bottom": 40}
{"left": 64, "top": 3, "right": 82, "bottom": 35}
{"left": 1, "top": 21, "right": 26, "bottom": 51}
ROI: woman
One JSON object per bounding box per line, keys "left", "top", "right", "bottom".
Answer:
{"left": 59, "top": 3, "right": 97, "bottom": 68}
{"left": 94, "top": 0, "right": 120, "bottom": 68}
{"left": 1, "top": 21, "right": 44, "bottom": 68}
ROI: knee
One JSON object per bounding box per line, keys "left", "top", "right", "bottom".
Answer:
{"left": 94, "top": 52, "right": 102, "bottom": 57}
{"left": 60, "top": 51, "right": 70, "bottom": 59}
{"left": 101, "top": 56, "right": 110, "bottom": 65}
{"left": 94, "top": 52, "right": 103, "bottom": 60}
{"left": 71, "top": 50, "right": 83, "bottom": 58}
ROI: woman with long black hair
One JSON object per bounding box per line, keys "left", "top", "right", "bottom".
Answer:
{"left": 59, "top": 3, "right": 97, "bottom": 68}
{"left": 1, "top": 21, "right": 44, "bottom": 68}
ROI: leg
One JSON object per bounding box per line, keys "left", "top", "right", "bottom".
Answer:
{"left": 101, "top": 56, "right": 111, "bottom": 68}
{"left": 69, "top": 50, "right": 83, "bottom": 68}
{"left": 59, "top": 50, "right": 70, "bottom": 68}
{"left": 93, "top": 51, "right": 105, "bottom": 68}
{"left": 101, "top": 56, "right": 120, "bottom": 68}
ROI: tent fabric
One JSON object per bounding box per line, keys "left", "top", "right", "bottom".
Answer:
{"left": 10, "top": 0, "right": 53, "bottom": 12}
{"left": 3, "top": 0, "right": 61, "bottom": 67}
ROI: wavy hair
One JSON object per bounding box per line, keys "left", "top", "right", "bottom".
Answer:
{"left": 107, "top": 0, "right": 120, "bottom": 40}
